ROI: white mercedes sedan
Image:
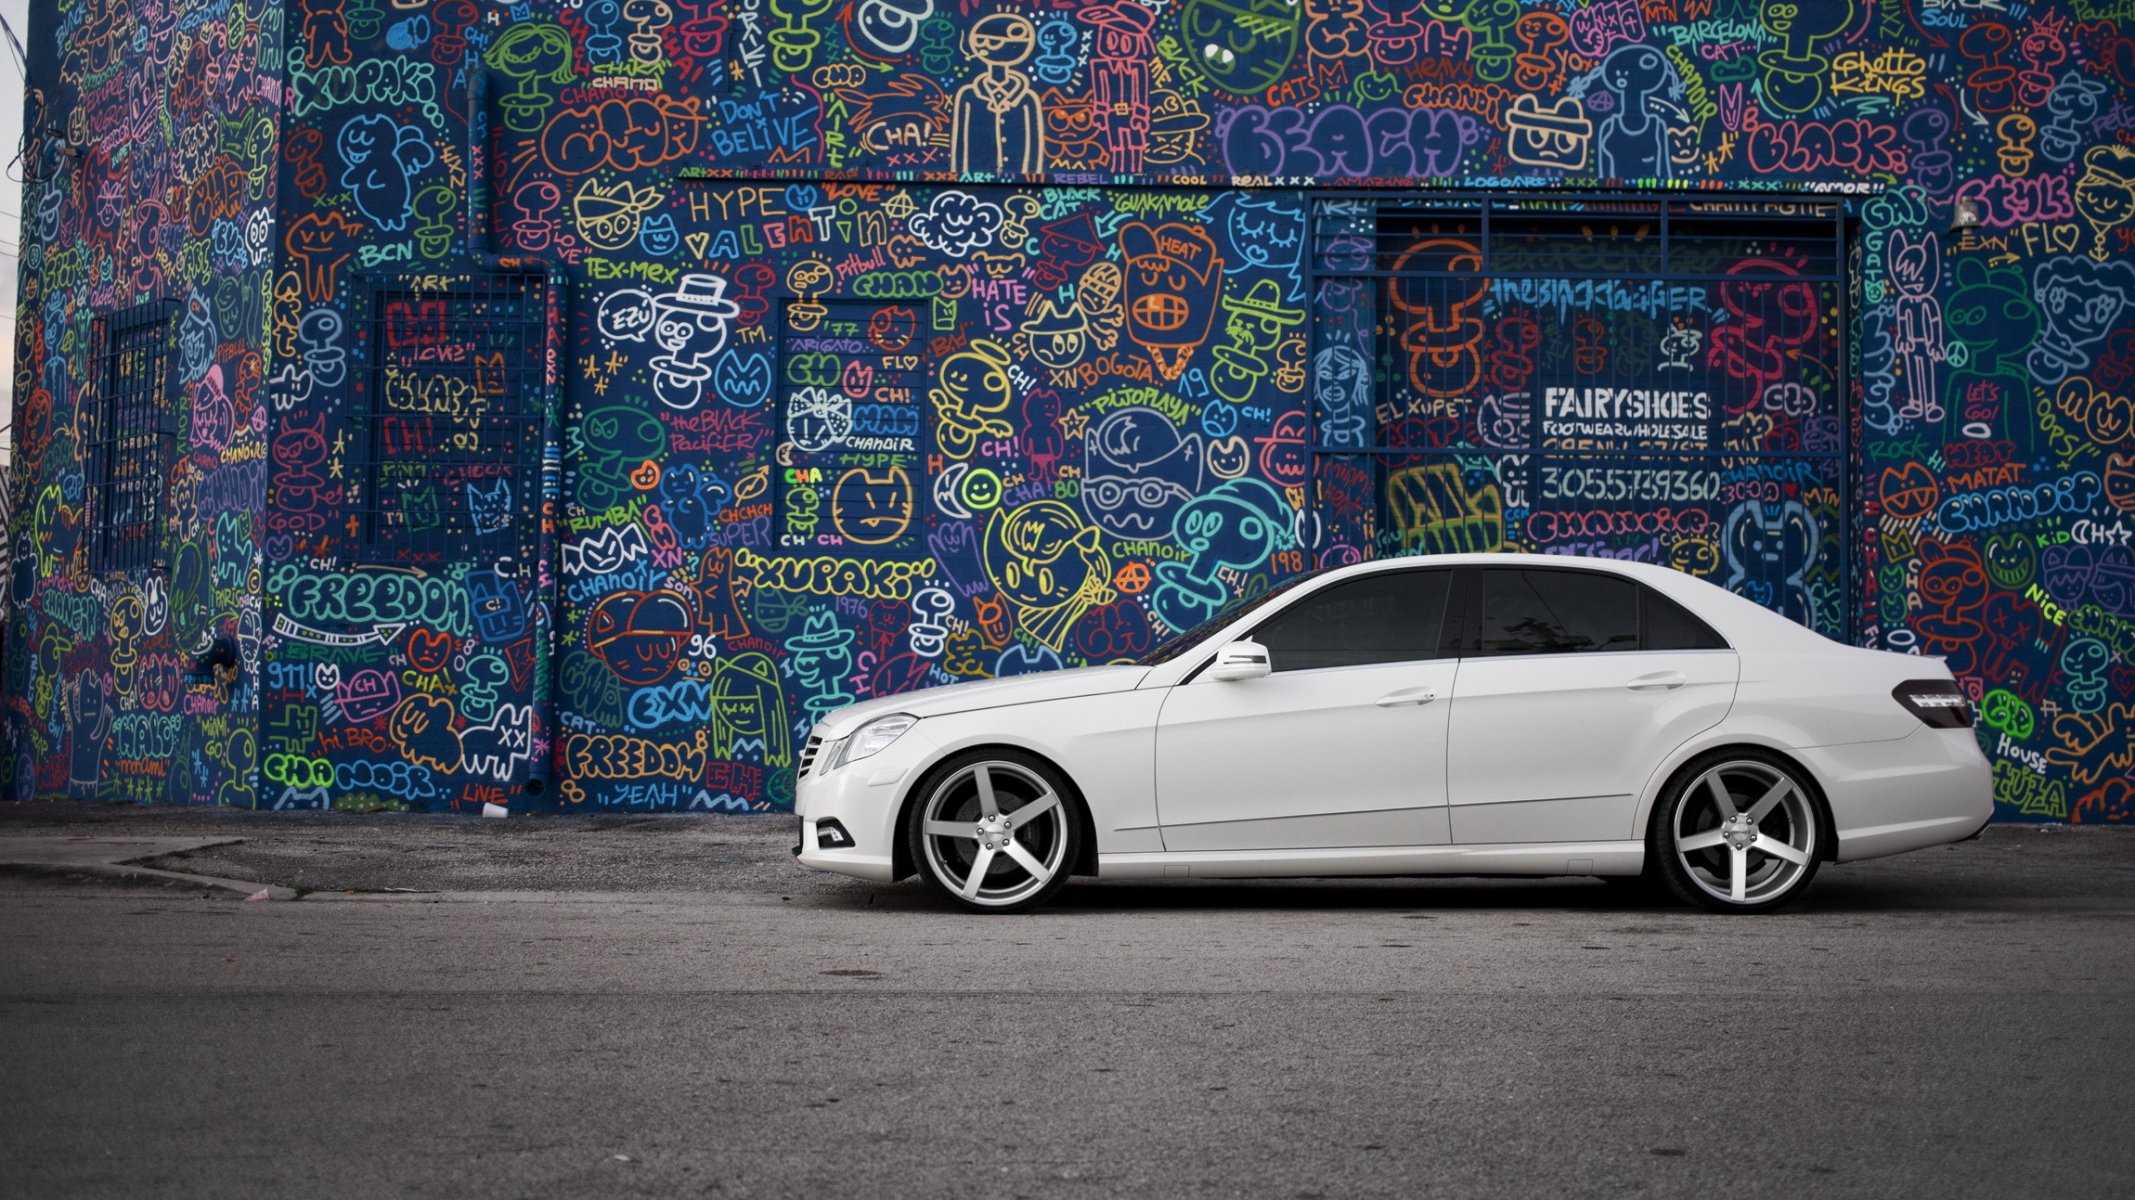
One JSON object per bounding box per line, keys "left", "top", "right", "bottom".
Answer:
{"left": 792, "top": 554, "right": 1992, "bottom": 914}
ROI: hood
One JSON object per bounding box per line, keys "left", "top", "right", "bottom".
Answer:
{"left": 814, "top": 665, "right": 1151, "bottom": 737}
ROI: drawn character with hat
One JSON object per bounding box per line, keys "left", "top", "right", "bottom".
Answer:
{"left": 650, "top": 273, "right": 742, "bottom": 410}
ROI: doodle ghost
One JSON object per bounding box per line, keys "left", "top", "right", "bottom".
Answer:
{"left": 1218, "top": 196, "right": 1304, "bottom": 280}
{"left": 2040, "top": 74, "right": 2108, "bottom": 165}
{"left": 337, "top": 115, "right": 436, "bottom": 232}
{"left": 1945, "top": 257, "right": 2038, "bottom": 446}
{"left": 1083, "top": 408, "right": 1203, "bottom": 539}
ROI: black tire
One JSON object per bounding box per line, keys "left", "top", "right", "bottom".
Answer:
{"left": 904, "top": 749, "right": 1081, "bottom": 914}
{"left": 1649, "top": 749, "right": 1826, "bottom": 914}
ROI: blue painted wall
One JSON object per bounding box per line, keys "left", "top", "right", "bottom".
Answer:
{"left": 10, "top": 1, "right": 2135, "bottom": 822}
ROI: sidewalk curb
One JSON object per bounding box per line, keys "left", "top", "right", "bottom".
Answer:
{"left": 0, "top": 837, "right": 300, "bottom": 900}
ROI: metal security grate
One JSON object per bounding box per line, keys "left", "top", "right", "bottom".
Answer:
{"left": 1306, "top": 191, "right": 1852, "bottom": 637}
{"left": 777, "top": 297, "right": 930, "bottom": 551}
{"left": 354, "top": 273, "right": 548, "bottom": 558}
{"left": 90, "top": 300, "right": 178, "bottom": 573}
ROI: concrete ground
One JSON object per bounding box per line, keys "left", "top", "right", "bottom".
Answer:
{"left": 1, "top": 805, "right": 2130, "bottom": 1199}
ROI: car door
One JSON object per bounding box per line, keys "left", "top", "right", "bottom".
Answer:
{"left": 1154, "top": 568, "right": 1459, "bottom": 852}
{"left": 1446, "top": 566, "right": 1738, "bottom": 844}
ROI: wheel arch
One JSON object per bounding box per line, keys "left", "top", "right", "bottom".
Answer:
{"left": 1640, "top": 740, "right": 1840, "bottom": 863}
{"left": 889, "top": 742, "right": 1101, "bottom": 882}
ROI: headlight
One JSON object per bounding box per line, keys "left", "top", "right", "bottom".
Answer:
{"left": 836, "top": 714, "right": 917, "bottom": 767}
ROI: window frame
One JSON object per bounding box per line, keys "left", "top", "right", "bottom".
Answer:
{"left": 1235, "top": 566, "right": 1462, "bottom": 675}
{"left": 353, "top": 272, "right": 548, "bottom": 561}
{"left": 88, "top": 299, "right": 179, "bottom": 575}
{"left": 1450, "top": 566, "right": 1733, "bottom": 659}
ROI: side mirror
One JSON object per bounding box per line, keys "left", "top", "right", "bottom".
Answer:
{"left": 1208, "top": 639, "right": 1272, "bottom": 682}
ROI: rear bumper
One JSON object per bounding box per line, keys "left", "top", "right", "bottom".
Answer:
{"left": 1801, "top": 727, "right": 1995, "bottom": 863}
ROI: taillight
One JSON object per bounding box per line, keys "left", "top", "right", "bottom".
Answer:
{"left": 1893, "top": 680, "right": 1973, "bottom": 729}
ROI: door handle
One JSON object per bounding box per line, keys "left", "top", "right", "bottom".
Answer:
{"left": 1375, "top": 686, "right": 1439, "bottom": 707}
{"left": 1626, "top": 671, "right": 1686, "bottom": 691}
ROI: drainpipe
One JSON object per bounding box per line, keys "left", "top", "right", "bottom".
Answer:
{"left": 467, "top": 59, "right": 566, "bottom": 807}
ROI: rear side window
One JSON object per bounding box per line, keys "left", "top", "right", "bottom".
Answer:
{"left": 1475, "top": 569, "right": 1639, "bottom": 656}
{"left": 1641, "top": 585, "right": 1729, "bottom": 650}
{"left": 1253, "top": 571, "right": 1451, "bottom": 672}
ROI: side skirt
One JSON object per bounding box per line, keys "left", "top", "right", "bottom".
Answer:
{"left": 1098, "top": 841, "right": 1646, "bottom": 880}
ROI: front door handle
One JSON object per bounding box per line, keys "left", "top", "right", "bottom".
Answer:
{"left": 1376, "top": 686, "right": 1439, "bottom": 707}
{"left": 1626, "top": 671, "right": 1687, "bottom": 691}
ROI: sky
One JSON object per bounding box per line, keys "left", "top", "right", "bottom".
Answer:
{"left": 0, "top": 0, "right": 27, "bottom": 469}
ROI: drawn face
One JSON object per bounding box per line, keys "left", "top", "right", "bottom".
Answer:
{"left": 1084, "top": 409, "right": 1201, "bottom": 538}
{"left": 1604, "top": 46, "right": 1668, "bottom": 99}
{"left": 1120, "top": 222, "right": 1221, "bottom": 353}
{"left": 2075, "top": 150, "right": 2135, "bottom": 232}
{"left": 468, "top": 571, "right": 528, "bottom": 642}
{"left": 587, "top": 590, "right": 690, "bottom": 686}
{"left": 987, "top": 501, "right": 1101, "bottom": 610}
{"left": 1179, "top": 0, "right": 1299, "bottom": 94}
{"left": 968, "top": 13, "right": 1035, "bottom": 66}
{"left": 1224, "top": 199, "right": 1302, "bottom": 269}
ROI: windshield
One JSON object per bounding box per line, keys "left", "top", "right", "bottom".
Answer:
{"left": 1132, "top": 576, "right": 1308, "bottom": 666}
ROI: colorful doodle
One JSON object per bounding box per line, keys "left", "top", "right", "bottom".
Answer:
{"left": 5, "top": 1, "right": 2133, "bottom": 826}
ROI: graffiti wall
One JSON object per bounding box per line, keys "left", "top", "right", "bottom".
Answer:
{"left": 11, "top": 1, "right": 2135, "bottom": 822}
{"left": 4, "top": 0, "right": 279, "bottom": 805}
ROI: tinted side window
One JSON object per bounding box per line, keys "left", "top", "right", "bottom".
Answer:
{"left": 1253, "top": 571, "right": 1451, "bottom": 672}
{"left": 1476, "top": 569, "right": 1639, "bottom": 656}
{"left": 1642, "top": 585, "right": 1729, "bottom": 650}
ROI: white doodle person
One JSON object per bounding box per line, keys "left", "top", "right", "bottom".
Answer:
{"left": 650, "top": 273, "right": 741, "bottom": 410}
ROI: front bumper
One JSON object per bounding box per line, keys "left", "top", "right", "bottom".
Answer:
{"left": 791, "top": 727, "right": 936, "bottom": 883}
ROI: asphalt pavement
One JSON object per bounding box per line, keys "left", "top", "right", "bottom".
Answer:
{"left": 2, "top": 805, "right": 2131, "bottom": 1199}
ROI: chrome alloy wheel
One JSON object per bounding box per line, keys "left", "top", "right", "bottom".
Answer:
{"left": 1670, "top": 759, "right": 1818, "bottom": 906}
{"left": 918, "top": 760, "right": 1070, "bottom": 908}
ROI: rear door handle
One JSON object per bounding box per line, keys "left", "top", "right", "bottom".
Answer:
{"left": 1626, "top": 671, "right": 1686, "bottom": 691}
{"left": 1376, "top": 686, "right": 1439, "bottom": 707}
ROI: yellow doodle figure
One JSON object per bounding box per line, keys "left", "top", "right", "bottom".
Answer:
{"left": 983, "top": 500, "right": 1117, "bottom": 650}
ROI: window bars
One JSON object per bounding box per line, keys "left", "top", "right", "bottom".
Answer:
{"left": 90, "top": 300, "right": 178, "bottom": 573}
{"left": 354, "top": 273, "right": 547, "bottom": 559}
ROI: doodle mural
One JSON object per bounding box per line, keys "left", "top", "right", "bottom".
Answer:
{"left": 3, "top": 0, "right": 277, "bottom": 807}
{"left": 6, "top": 1, "right": 2134, "bottom": 826}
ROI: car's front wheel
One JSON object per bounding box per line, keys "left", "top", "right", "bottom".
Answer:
{"left": 907, "top": 751, "right": 1080, "bottom": 913}
{"left": 1653, "top": 752, "right": 1825, "bottom": 914}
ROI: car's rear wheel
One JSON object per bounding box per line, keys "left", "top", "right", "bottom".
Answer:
{"left": 907, "top": 751, "right": 1079, "bottom": 913}
{"left": 1654, "top": 752, "right": 1824, "bottom": 914}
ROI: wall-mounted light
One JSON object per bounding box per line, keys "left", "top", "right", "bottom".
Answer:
{"left": 1948, "top": 196, "right": 1984, "bottom": 249}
